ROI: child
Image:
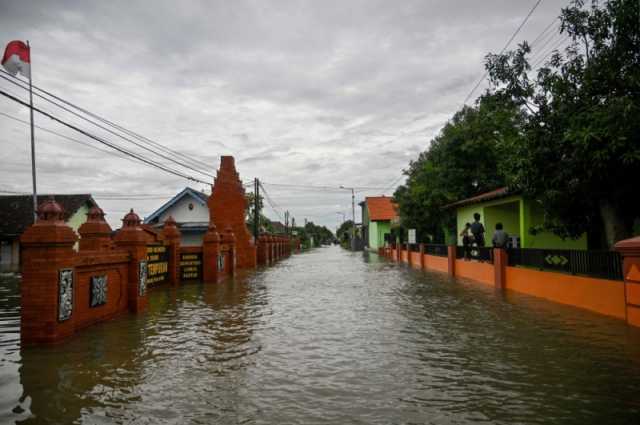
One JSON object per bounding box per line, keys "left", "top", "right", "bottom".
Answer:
{"left": 492, "top": 222, "right": 509, "bottom": 248}
{"left": 459, "top": 222, "right": 473, "bottom": 260}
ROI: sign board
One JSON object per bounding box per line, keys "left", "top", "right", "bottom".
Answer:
{"left": 408, "top": 229, "right": 416, "bottom": 244}
{"left": 180, "top": 252, "right": 202, "bottom": 281}
{"left": 146, "top": 244, "right": 168, "bottom": 285}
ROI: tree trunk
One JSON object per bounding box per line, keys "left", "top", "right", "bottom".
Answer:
{"left": 599, "top": 200, "right": 632, "bottom": 249}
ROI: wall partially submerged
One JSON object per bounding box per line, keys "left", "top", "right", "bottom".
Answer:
{"left": 383, "top": 243, "right": 634, "bottom": 326}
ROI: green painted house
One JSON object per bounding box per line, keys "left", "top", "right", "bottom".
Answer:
{"left": 449, "top": 188, "right": 587, "bottom": 250}
{"left": 360, "top": 196, "right": 398, "bottom": 251}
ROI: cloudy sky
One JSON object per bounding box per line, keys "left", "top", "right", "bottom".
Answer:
{"left": 0, "top": 0, "right": 566, "bottom": 230}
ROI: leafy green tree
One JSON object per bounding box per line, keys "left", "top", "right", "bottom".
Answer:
{"left": 245, "top": 193, "right": 273, "bottom": 234}
{"left": 485, "top": 0, "right": 640, "bottom": 247}
{"left": 336, "top": 220, "right": 354, "bottom": 243}
{"left": 394, "top": 95, "right": 523, "bottom": 243}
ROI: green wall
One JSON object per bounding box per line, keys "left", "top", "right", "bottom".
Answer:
{"left": 68, "top": 204, "right": 90, "bottom": 251}
{"left": 456, "top": 195, "right": 587, "bottom": 250}
{"left": 521, "top": 201, "right": 587, "bottom": 249}
{"left": 368, "top": 220, "right": 390, "bottom": 250}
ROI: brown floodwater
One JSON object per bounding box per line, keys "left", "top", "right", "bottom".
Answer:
{"left": 1, "top": 245, "right": 640, "bottom": 424}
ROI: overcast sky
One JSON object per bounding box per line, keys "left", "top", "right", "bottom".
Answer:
{"left": 0, "top": 0, "right": 566, "bottom": 230}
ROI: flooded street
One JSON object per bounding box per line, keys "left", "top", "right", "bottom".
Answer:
{"left": 2, "top": 245, "right": 640, "bottom": 424}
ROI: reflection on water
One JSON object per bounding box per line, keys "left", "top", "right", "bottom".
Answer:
{"left": 1, "top": 246, "right": 640, "bottom": 424}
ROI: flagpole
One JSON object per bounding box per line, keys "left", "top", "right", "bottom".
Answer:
{"left": 27, "top": 40, "right": 37, "bottom": 223}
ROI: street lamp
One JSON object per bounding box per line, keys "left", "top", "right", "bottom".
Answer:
{"left": 339, "top": 185, "right": 356, "bottom": 250}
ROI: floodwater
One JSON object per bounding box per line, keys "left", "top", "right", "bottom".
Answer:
{"left": 2, "top": 246, "right": 640, "bottom": 424}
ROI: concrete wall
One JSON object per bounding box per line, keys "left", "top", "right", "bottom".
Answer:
{"left": 368, "top": 220, "right": 390, "bottom": 250}
{"left": 68, "top": 204, "right": 91, "bottom": 251}
{"left": 522, "top": 201, "right": 587, "bottom": 249}
{"left": 158, "top": 195, "right": 209, "bottom": 224}
{"left": 384, "top": 246, "right": 628, "bottom": 323}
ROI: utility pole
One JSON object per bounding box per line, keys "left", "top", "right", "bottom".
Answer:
{"left": 340, "top": 186, "right": 356, "bottom": 250}
{"left": 253, "top": 178, "right": 259, "bottom": 240}
{"left": 27, "top": 41, "right": 37, "bottom": 223}
{"left": 285, "top": 210, "right": 289, "bottom": 234}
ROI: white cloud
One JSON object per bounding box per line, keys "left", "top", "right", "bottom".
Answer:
{"left": 0, "top": 0, "right": 565, "bottom": 229}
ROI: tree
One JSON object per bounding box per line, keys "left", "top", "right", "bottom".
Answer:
{"left": 336, "top": 220, "right": 355, "bottom": 244}
{"left": 485, "top": 0, "right": 640, "bottom": 247}
{"left": 394, "top": 94, "right": 523, "bottom": 242}
{"left": 245, "top": 193, "right": 273, "bottom": 233}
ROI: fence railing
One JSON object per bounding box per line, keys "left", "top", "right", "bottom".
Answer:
{"left": 425, "top": 244, "right": 448, "bottom": 257}
{"left": 507, "top": 248, "right": 623, "bottom": 281}
{"left": 456, "top": 245, "right": 494, "bottom": 263}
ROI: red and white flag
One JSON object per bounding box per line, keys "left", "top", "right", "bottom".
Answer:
{"left": 2, "top": 40, "right": 30, "bottom": 77}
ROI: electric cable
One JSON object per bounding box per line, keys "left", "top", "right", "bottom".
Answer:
{"left": 0, "top": 71, "right": 215, "bottom": 178}
{"left": 0, "top": 88, "right": 210, "bottom": 185}
{"left": 462, "top": 0, "right": 544, "bottom": 105}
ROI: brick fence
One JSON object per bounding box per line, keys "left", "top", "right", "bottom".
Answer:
{"left": 20, "top": 199, "right": 297, "bottom": 345}
{"left": 381, "top": 240, "right": 640, "bottom": 328}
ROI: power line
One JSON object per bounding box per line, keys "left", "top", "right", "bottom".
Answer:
{"left": 0, "top": 111, "right": 145, "bottom": 165}
{"left": 258, "top": 181, "right": 284, "bottom": 221}
{"left": 0, "top": 68, "right": 215, "bottom": 172}
{"left": 0, "top": 88, "right": 210, "bottom": 185}
{"left": 462, "top": 0, "right": 544, "bottom": 105}
{"left": 0, "top": 70, "right": 215, "bottom": 179}
{"left": 530, "top": 34, "right": 571, "bottom": 68}
{"left": 261, "top": 181, "right": 388, "bottom": 191}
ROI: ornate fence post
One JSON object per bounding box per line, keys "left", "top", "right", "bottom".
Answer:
{"left": 447, "top": 245, "right": 456, "bottom": 277}
{"left": 493, "top": 248, "right": 508, "bottom": 290}
{"left": 615, "top": 236, "right": 640, "bottom": 327}
{"left": 20, "top": 198, "right": 78, "bottom": 344}
{"left": 202, "top": 223, "right": 220, "bottom": 283}
{"left": 222, "top": 225, "right": 237, "bottom": 275}
{"left": 257, "top": 234, "right": 266, "bottom": 265}
{"left": 114, "top": 209, "right": 150, "bottom": 313}
{"left": 78, "top": 206, "right": 112, "bottom": 251}
{"left": 162, "top": 216, "right": 181, "bottom": 285}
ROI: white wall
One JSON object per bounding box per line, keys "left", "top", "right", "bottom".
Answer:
{"left": 158, "top": 195, "right": 209, "bottom": 223}
{"left": 181, "top": 233, "right": 204, "bottom": 247}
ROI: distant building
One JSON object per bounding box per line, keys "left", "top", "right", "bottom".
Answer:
{"left": 446, "top": 187, "right": 587, "bottom": 249}
{"left": 360, "top": 196, "right": 398, "bottom": 251}
{"left": 0, "top": 194, "right": 98, "bottom": 271}
{"left": 144, "top": 187, "right": 210, "bottom": 246}
{"left": 268, "top": 220, "right": 286, "bottom": 234}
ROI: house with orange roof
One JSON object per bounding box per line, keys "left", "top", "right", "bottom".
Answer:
{"left": 359, "top": 196, "right": 399, "bottom": 251}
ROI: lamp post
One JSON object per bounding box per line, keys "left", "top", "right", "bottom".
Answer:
{"left": 339, "top": 186, "right": 356, "bottom": 250}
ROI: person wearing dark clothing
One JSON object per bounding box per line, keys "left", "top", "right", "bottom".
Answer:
{"left": 470, "top": 213, "right": 485, "bottom": 247}
{"left": 459, "top": 222, "right": 473, "bottom": 260}
{"left": 492, "top": 222, "right": 509, "bottom": 248}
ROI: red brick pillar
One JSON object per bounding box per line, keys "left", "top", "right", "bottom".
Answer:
{"left": 78, "top": 206, "right": 112, "bottom": 251}
{"left": 257, "top": 235, "right": 266, "bottom": 265}
{"left": 202, "top": 223, "right": 221, "bottom": 283}
{"left": 114, "top": 209, "right": 150, "bottom": 313}
{"left": 615, "top": 237, "right": 640, "bottom": 327}
{"left": 277, "top": 236, "right": 281, "bottom": 260}
{"left": 447, "top": 245, "right": 456, "bottom": 277}
{"left": 395, "top": 238, "right": 401, "bottom": 262}
{"left": 20, "top": 199, "right": 78, "bottom": 345}
{"left": 222, "top": 225, "right": 236, "bottom": 275}
{"left": 419, "top": 244, "right": 425, "bottom": 269}
{"left": 493, "top": 248, "right": 508, "bottom": 290}
{"left": 162, "top": 216, "right": 181, "bottom": 285}
{"left": 406, "top": 243, "right": 412, "bottom": 266}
